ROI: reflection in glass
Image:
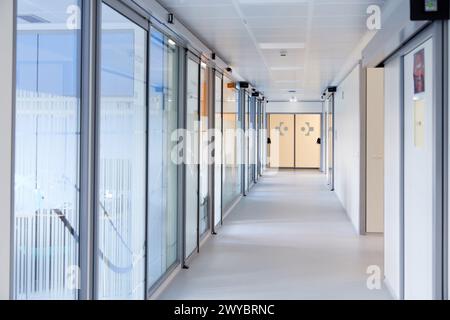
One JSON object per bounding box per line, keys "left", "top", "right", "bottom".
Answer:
{"left": 97, "top": 4, "right": 147, "bottom": 299}
{"left": 147, "top": 29, "right": 179, "bottom": 288}
{"left": 14, "top": 0, "right": 81, "bottom": 300}
{"left": 185, "top": 58, "right": 200, "bottom": 258}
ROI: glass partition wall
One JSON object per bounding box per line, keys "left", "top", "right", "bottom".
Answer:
{"left": 13, "top": 0, "right": 265, "bottom": 300}
{"left": 199, "top": 62, "right": 210, "bottom": 237}
{"left": 222, "top": 78, "right": 242, "bottom": 210}
{"left": 14, "top": 0, "right": 82, "bottom": 300}
{"left": 184, "top": 57, "right": 200, "bottom": 260}
{"left": 147, "top": 28, "right": 180, "bottom": 291}
{"left": 256, "top": 99, "right": 261, "bottom": 179}
{"left": 214, "top": 73, "right": 223, "bottom": 228}
{"left": 97, "top": 3, "right": 147, "bottom": 300}
{"left": 244, "top": 92, "right": 250, "bottom": 194}
{"left": 249, "top": 96, "right": 256, "bottom": 185}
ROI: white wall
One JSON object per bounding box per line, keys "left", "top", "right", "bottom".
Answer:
{"left": 266, "top": 101, "right": 323, "bottom": 114}
{"left": 0, "top": 0, "right": 14, "bottom": 300}
{"left": 334, "top": 64, "right": 361, "bottom": 233}
{"left": 383, "top": 56, "right": 402, "bottom": 299}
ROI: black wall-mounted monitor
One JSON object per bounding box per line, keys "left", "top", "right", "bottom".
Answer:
{"left": 410, "top": 0, "right": 449, "bottom": 21}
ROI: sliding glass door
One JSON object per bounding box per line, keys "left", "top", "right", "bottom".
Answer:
{"left": 97, "top": 3, "right": 147, "bottom": 299}
{"left": 222, "top": 77, "right": 241, "bottom": 209}
{"left": 243, "top": 92, "right": 250, "bottom": 194}
{"left": 199, "top": 62, "right": 209, "bottom": 237}
{"left": 214, "top": 73, "right": 223, "bottom": 228}
{"left": 147, "top": 28, "right": 180, "bottom": 290}
{"left": 256, "top": 99, "right": 261, "bottom": 179}
{"left": 185, "top": 57, "right": 200, "bottom": 259}
{"left": 14, "top": 0, "right": 82, "bottom": 300}
{"left": 249, "top": 97, "right": 256, "bottom": 184}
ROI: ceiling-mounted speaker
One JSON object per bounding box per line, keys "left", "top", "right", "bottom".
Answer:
{"left": 410, "top": 0, "right": 449, "bottom": 20}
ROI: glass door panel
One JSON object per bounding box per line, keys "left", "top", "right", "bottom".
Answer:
{"left": 147, "top": 29, "right": 179, "bottom": 289}
{"left": 214, "top": 74, "right": 223, "bottom": 227}
{"left": 199, "top": 63, "right": 209, "bottom": 236}
{"left": 244, "top": 94, "right": 250, "bottom": 193}
{"left": 249, "top": 97, "right": 256, "bottom": 183}
{"left": 222, "top": 77, "right": 241, "bottom": 208}
{"left": 97, "top": 3, "right": 147, "bottom": 300}
{"left": 14, "top": 0, "right": 82, "bottom": 300}
{"left": 185, "top": 58, "right": 200, "bottom": 259}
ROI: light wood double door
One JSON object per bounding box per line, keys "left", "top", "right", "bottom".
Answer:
{"left": 268, "top": 114, "right": 321, "bottom": 168}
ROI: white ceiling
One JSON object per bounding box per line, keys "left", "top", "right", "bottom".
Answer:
{"left": 157, "top": 0, "right": 386, "bottom": 101}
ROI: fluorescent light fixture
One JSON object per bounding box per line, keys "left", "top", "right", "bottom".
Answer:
{"left": 271, "top": 66, "right": 303, "bottom": 71}
{"left": 168, "top": 38, "right": 176, "bottom": 46}
{"left": 260, "top": 42, "right": 305, "bottom": 50}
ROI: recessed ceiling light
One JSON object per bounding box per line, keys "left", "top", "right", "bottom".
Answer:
{"left": 168, "top": 39, "right": 176, "bottom": 46}
{"left": 260, "top": 42, "right": 305, "bottom": 50}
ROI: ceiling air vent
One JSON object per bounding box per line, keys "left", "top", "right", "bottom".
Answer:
{"left": 280, "top": 50, "right": 287, "bottom": 57}
{"left": 18, "top": 14, "right": 50, "bottom": 24}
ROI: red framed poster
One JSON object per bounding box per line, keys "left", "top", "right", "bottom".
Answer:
{"left": 413, "top": 49, "right": 425, "bottom": 94}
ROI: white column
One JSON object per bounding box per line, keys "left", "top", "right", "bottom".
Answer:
{"left": 0, "top": 0, "right": 15, "bottom": 300}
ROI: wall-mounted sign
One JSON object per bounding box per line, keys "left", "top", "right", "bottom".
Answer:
{"left": 413, "top": 49, "right": 425, "bottom": 94}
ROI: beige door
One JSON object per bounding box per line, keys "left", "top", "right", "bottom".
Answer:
{"left": 268, "top": 114, "right": 295, "bottom": 168}
{"left": 295, "top": 114, "right": 321, "bottom": 168}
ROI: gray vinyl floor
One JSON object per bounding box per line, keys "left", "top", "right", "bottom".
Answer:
{"left": 158, "top": 170, "right": 392, "bottom": 300}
